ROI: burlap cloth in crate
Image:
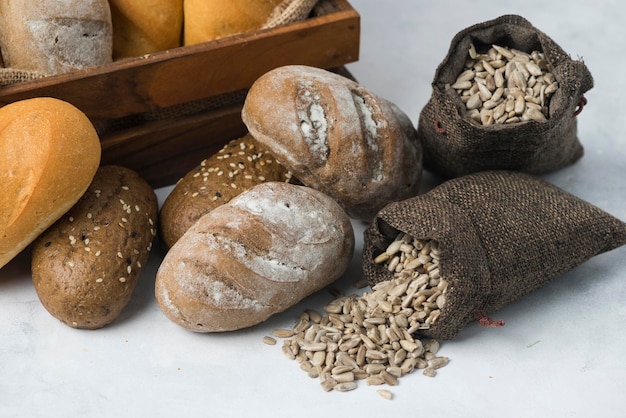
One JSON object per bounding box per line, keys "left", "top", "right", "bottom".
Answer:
{"left": 417, "top": 14, "right": 594, "bottom": 178}
{"left": 362, "top": 171, "right": 626, "bottom": 340}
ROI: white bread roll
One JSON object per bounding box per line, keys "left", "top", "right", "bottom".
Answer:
{"left": 0, "top": 98, "right": 101, "bottom": 269}
{"left": 0, "top": 0, "right": 112, "bottom": 75}
{"left": 183, "top": 0, "right": 284, "bottom": 45}
{"left": 110, "top": 0, "right": 183, "bottom": 59}
{"left": 155, "top": 182, "right": 355, "bottom": 332}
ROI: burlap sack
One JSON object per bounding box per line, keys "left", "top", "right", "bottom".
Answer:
{"left": 417, "top": 15, "right": 594, "bottom": 178}
{"left": 362, "top": 171, "right": 626, "bottom": 340}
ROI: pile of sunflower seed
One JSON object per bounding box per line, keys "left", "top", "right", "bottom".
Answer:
{"left": 264, "top": 234, "right": 449, "bottom": 397}
{"left": 449, "top": 42, "right": 558, "bottom": 125}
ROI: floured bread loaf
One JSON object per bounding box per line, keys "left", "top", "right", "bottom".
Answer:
{"left": 241, "top": 65, "right": 423, "bottom": 221}
{"left": 155, "top": 182, "right": 355, "bottom": 332}
{"left": 0, "top": 0, "right": 112, "bottom": 75}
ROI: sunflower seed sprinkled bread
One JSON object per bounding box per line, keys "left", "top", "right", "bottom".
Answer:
{"left": 159, "top": 133, "right": 293, "bottom": 249}
{"left": 32, "top": 165, "right": 158, "bottom": 330}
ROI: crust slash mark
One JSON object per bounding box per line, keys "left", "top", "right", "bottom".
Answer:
{"left": 296, "top": 81, "right": 329, "bottom": 162}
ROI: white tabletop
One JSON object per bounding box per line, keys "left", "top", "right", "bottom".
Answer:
{"left": 2, "top": 1, "right": 625, "bottom": 417}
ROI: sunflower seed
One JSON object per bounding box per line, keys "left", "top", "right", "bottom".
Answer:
{"left": 452, "top": 43, "right": 557, "bottom": 125}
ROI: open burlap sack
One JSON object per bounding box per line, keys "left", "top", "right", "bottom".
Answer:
{"left": 362, "top": 171, "right": 626, "bottom": 340}
{"left": 417, "top": 15, "right": 594, "bottom": 178}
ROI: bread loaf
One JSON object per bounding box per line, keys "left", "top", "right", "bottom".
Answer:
{"left": 110, "top": 0, "right": 183, "bottom": 58}
{"left": 159, "top": 133, "right": 293, "bottom": 249}
{"left": 0, "top": 0, "right": 112, "bottom": 75}
{"left": 0, "top": 98, "right": 101, "bottom": 270}
{"left": 155, "top": 182, "right": 354, "bottom": 332}
{"left": 32, "top": 166, "right": 158, "bottom": 329}
{"left": 242, "top": 65, "right": 423, "bottom": 221}
{"left": 183, "top": 0, "right": 284, "bottom": 45}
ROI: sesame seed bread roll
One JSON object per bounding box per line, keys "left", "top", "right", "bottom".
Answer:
{"left": 31, "top": 165, "right": 158, "bottom": 329}
{"left": 0, "top": 98, "right": 101, "bottom": 270}
{"left": 155, "top": 182, "right": 355, "bottom": 332}
{"left": 241, "top": 65, "right": 423, "bottom": 221}
{"left": 183, "top": 0, "right": 283, "bottom": 45}
{"left": 0, "top": 0, "right": 112, "bottom": 75}
{"left": 109, "top": 0, "right": 183, "bottom": 59}
{"left": 159, "top": 133, "right": 293, "bottom": 249}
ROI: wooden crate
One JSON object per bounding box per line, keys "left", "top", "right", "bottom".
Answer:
{"left": 0, "top": 0, "right": 360, "bottom": 188}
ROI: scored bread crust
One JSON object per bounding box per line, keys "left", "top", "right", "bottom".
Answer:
{"left": 0, "top": 98, "right": 101, "bottom": 270}
{"left": 155, "top": 182, "right": 355, "bottom": 332}
{"left": 241, "top": 65, "right": 423, "bottom": 221}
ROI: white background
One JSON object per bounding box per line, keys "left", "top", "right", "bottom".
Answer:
{"left": 1, "top": 1, "right": 625, "bottom": 417}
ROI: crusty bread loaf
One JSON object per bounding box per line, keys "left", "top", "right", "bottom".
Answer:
{"left": 155, "top": 182, "right": 354, "bottom": 332}
{"left": 0, "top": 98, "right": 101, "bottom": 270}
{"left": 241, "top": 65, "right": 423, "bottom": 221}
{"left": 110, "top": 0, "right": 183, "bottom": 59}
{"left": 0, "top": 0, "right": 112, "bottom": 75}
{"left": 32, "top": 165, "right": 158, "bottom": 329}
{"left": 159, "top": 133, "right": 293, "bottom": 249}
{"left": 183, "top": 0, "right": 284, "bottom": 45}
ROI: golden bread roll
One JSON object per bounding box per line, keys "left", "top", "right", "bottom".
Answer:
{"left": 110, "top": 0, "right": 183, "bottom": 58}
{"left": 0, "top": 98, "right": 101, "bottom": 269}
{"left": 183, "top": 0, "right": 284, "bottom": 45}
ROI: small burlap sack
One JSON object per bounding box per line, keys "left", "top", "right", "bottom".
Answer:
{"left": 417, "top": 15, "right": 594, "bottom": 178}
{"left": 362, "top": 171, "right": 626, "bottom": 340}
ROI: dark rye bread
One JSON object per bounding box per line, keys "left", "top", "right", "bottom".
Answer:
{"left": 159, "top": 133, "right": 293, "bottom": 249}
{"left": 32, "top": 165, "right": 158, "bottom": 329}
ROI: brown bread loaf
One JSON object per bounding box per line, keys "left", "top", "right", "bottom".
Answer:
{"left": 159, "top": 133, "right": 293, "bottom": 249}
{"left": 242, "top": 65, "right": 423, "bottom": 221}
{"left": 0, "top": 0, "right": 112, "bottom": 75}
{"left": 155, "top": 182, "right": 355, "bottom": 332}
{"left": 32, "top": 166, "right": 158, "bottom": 329}
{"left": 0, "top": 98, "right": 101, "bottom": 270}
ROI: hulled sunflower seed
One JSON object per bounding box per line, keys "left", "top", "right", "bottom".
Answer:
{"left": 267, "top": 238, "right": 449, "bottom": 393}
{"left": 449, "top": 42, "right": 558, "bottom": 125}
